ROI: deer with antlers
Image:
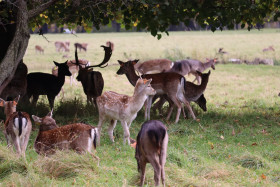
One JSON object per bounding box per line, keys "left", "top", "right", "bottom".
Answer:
{"left": 117, "top": 60, "right": 196, "bottom": 123}
{"left": 0, "top": 96, "right": 32, "bottom": 157}
{"left": 72, "top": 43, "right": 112, "bottom": 106}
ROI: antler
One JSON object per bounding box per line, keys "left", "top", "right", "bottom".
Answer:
{"left": 86, "top": 43, "right": 113, "bottom": 69}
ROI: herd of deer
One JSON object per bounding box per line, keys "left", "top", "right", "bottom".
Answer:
{"left": 1, "top": 41, "right": 217, "bottom": 186}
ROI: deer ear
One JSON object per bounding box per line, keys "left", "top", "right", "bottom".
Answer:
{"left": 53, "top": 61, "right": 59, "bottom": 66}
{"left": 208, "top": 70, "right": 211, "bottom": 75}
{"left": 214, "top": 58, "right": 217, "bottom": 63}
{"left": 132, "top": 59, "right": 139, "bottom": 65}
{"left": 47, "top": 110, "right": 53, "bottom": 118}
{"left": 0, "top": 98, "right": 5, "bottom": 107}
{"left": 196, "top": 71, "right": 202, "bottom": 76}
{"left": 14, "top": 95, "right": 20, "bottom": 103}
{"left": 118, "top": 60, "right": 124, "bottom": 66}
{"left": 32, "top": 115, "right": 42, "bottom": 124}
{"left": 64, "top": 60, "right": 68, "bottom": 64}
{"left": 146, "top": 78, "right": 152, "bottom": 84}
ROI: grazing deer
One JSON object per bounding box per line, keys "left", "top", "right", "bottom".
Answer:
{"left": 134, "top": 59, "right": 173, "bottom": 74}
{"left": 168, "top": 58, "right": 216, "bottom": 84}
{"left": 74, "top": 43, "right": 88, "bottom": 52}
{"left": 262, "top": 46, "right": 275, "bottom": 52}
{"left": 26, "top": 61, "right": 72, "bottom": 108}
{"left": 32, "top": 111, "right": 99, "bottom": 162}
{"left": 35, "top": 45, "right": 44, "bottom": 54}
{"left": 96, "top": 78, "right": 156, "bottom": 146}
{"left": 117, "top": 60, "right": 196, "bottom": 123}
{"left": 135, "top": 120, "right": 168, "bottom": 187}
{"left": 0, "top": 60, "right": 27, "bottom": 101}
{"left": 54, "top": 41, "right": 70, "bottom": 53}
{"left": 0, "top": 96, "right": 32, "bottom": 157}
{"left": 72, "top": 43, "right": 112, "bottom": 106}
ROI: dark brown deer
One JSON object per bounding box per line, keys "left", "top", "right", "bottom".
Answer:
{"left": 0, "top": 96, "right": 32, "bottom": 157}
{"left": 135, "top": 120, "right": 168, "bottom": 187}
{"left": 26, "top": 61, "right": 72, "bottom": 108}
{"left": 32, "top": 111, "right": 99, "bottom": 162}
{"left": 117, "top": 60, "right": 196, "bottom": 123}
{"left": 96, "top": 78, "right": 156, "bottom": 145}
{"left": 168, "top": 58, "right": 216, "bottom": 84}
{"left": 0, "top": 60, "right": 27, "bottom": 101}
{"left": 72, "top": 43, "right": 112, "bottom": 106}
{"left": 134, "top": 59, "right": 173, "bottom": 74}
{"left": 74, "top": 42, "right": 88, "bottom": 52}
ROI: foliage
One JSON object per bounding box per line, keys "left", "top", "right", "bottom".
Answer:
{"left": 1, "top": 0, "right": 280, "bottom": 39}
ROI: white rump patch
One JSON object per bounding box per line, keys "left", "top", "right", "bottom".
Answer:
{"left": 170, "top": 62, "right": 174, "bottom": 68}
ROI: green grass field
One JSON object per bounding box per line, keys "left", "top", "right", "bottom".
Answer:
{"left": 0, "top": 30, "right": 280, "bottom": 186}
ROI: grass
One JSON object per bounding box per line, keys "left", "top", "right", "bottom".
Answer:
{"left": 0, "top": 29, "right": 280, "bottom": 186}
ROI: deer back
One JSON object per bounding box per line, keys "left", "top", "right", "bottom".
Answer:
{"left": 135, "top": 59, "right": 173, "bottom": 74}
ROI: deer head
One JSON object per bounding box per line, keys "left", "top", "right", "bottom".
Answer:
{"left": 206, "top": 58, "right": 217, "bottom": 70}
{"left": 53, "top": 61, "right": 72, "bottom": 76}
{"left": 32, "top": 110, "right": 58, "bottom": 131}
{"left": 117, "top": 59, "right": 139, "bottom": 75}
{"left": 0, "top": 95, "right": 20, "bottom": 118}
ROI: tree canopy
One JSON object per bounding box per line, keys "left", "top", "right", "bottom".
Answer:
{"left": 0, "top": 0, "right": 279, "bottom": 93}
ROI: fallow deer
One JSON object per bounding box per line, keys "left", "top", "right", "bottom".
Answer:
{"left": 32, "top": 111, "right": 99, "bottom": 162}
{"left": 26, "top": 61, "right": 72, "bottom": 109}
{"left": 168, "top": 58, "right": 216, "bottom": 84}
{"left": 0, "top": 96, "right": 32, "bottom": 157}
{"left": 96, "top": 78, "right": 156, "bottom": 146}
{"left": 72, "top": 43, "right": 112, "bottom": 106}
{"left": 74, "top": 42, "right": 88, "bottom": 52}
{"left": 134, "top": 59, "right": 173, "bottom": 74}
{"left": 263, "top": 46, "right": 275, "bottom": 52}
{"left": 0, "top": 60, "right": 27, "bottom": 101}
{"left": 135, "top": 120, "right": 168, "bottom": 187}
{"left": 35, "top": 45, "right": 44, "bottom": 54}
{"left": 55, "top": 41, "right": 70, "bottom": 53}
{"left": 117, "top": 60, "right": 196, "bottom": 123}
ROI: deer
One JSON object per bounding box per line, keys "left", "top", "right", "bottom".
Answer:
{"left": 54, "top": 41, "right": 70, "bottom": 53}
{"left": 262, "top": 46, "right": 275, "bottom": 52}
{"left": 0, "top": 96, "right": 32, "bottom": 157}
{"left": 135, "top": 120, "right": 168, "bottom": 187}
{"left": 134, "top": 59, "right": 173, "bottom": 74}
{"left": 72, "top": 43, "right": 112, "bottom": 107}
{"left": 96, "top": 78, "right": 156, "bottom": 146}
{"left": 26, "top": 60, "right": 72, "bottom": 109}
{"left": 117, "top": 59, "right": 196, "bottom": 123}
{"left": 35, "top": 45, "right": 44, "bottom": 54}
{"left": 0, "top": 60, "right": 28, "bottom": 102}
{"left": 74, "top": 42, "right": 88, "bottom": 52}
{"left": 32, "top": 111, "right": 99, "bottom": 162}
{"left": 167, "top": 58, "right": 216, "bottom": 84}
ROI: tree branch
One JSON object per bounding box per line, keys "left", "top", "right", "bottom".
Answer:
{"left": 28, "top": 0, "right": 59, "bottom": 19}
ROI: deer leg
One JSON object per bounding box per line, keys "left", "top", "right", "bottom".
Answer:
{"left": 147, "top": 96, "right": 154, "bottom": 120}
{"left": 47, "top": 95, "right": 55, "bottom": 109}
{"left": 31, "top": 95, "right": 39, "bottom": 106}
{"left": 140, "top": 162, "right": 146, "bottom": 187}
{"left": 13, "top": 136, "right": 21, "bottom": 156}
{"left": 166, "top": 103, "right": 175, "bottom": 121}
{"left": 149, "top": 156, "right": 161, "bottom": 186}
{"left": 108, "top": 120, "right": 117, "bottom": 143}
{"left": 121, "top": 121, "right": 130, "bottom": 145}
{"left": 97, "top": 117, "right": 105, "bottom": 146}
{"left": 181, "top": 98, "right": 196, "bottom": 120}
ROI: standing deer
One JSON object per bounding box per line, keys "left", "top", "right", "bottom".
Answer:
{"left": 32, "top": 111, "right": 99, "bottom": 162}
{"left": 135, "top": 120, "right": 168, "bottom": 187}
{"left": 134, "top": 59, "right": 173, "bottom": 74}
{"left": 74, "top": 43, "right": 88, "bottom": 52}
{"left": 0, "top": 60, "right": 27, "bottom": 101}
{"left": 26, "top": 60, "right": 72, "bottom": 108}
{"left": 117, "top": 59, "right": 196, "bottom": 123}
{"left": 168, "top": 58, "right": 216, "bottom": 84}
{"left": 0, "top": 96, "right": 32, "bottom": 157}
{"left": 55, "top": 41, "right": 70, "bottom": 52}
{"left": 72, "top": 43, "right": 112, "bottom": 106}
{"left": 96, "top": 78, "right": 156, "bottom": 146}
{"left": 35, "top": 45, "right": 44, "bottom": 54}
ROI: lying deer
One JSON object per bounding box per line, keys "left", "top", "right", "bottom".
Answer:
{"left": 134, "top": 59, "right": 173, "bottom": 74}
{"left": 168, "top": 58, "right": 216, "bottom": 84}
{"left": 72, "top": 43, "right": 112, "bottom": 106}
{"left": 0, "top": 96, "right": 32, "bottom": 157}
{"left": 135, "top": 120, "right": 168, "bottom": 187}
{"left": 0, "top": 60, "right": 28, "bottom": 101}
{"left": 117, "top": 59, "right": 196, "bottom": 123}
{"left": 32, "top": 111, "right": 99, "bottom": 162}
{"left": 96, "top": 78, "right": 156, "bottom": 145}
{"left": 74, "top": 43, "right": 88, "bottom": 52}
{"left": 262, "top": 46, "right": 275, "bottom": 52}
{"left": 27, "top": 60, "right": 72, "bottom": 108}
{"left": 35, "top": 45, "right": 44, "bottom": 54}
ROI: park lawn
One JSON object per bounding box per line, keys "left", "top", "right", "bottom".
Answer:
{"left": 0, "top": 30, "right": 280, "bottom": 186}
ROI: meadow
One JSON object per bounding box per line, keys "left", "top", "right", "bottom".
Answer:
{"left": 0, "top": 29, "right": 280, "bottom": 186}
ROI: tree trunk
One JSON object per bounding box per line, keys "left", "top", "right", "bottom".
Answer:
{"left": 0, "top": 1, "right": 30, "bottom": 95}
